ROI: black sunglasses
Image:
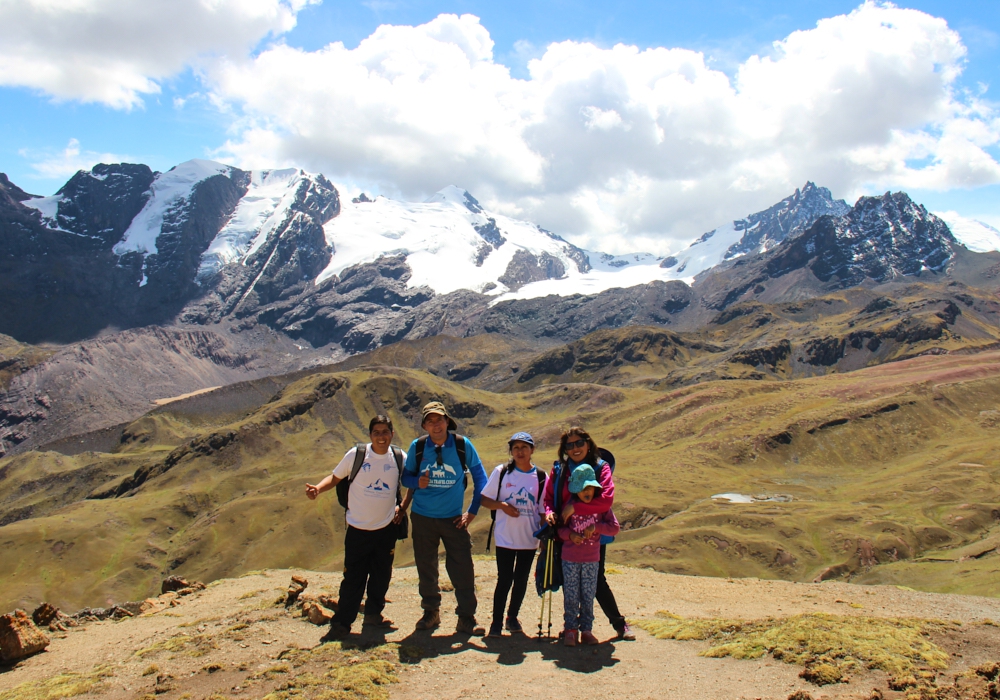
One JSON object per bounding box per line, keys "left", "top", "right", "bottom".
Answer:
{"left": 565, "top": 438, "right": 587, "bottom": 450}
{"left": 435, "top": 444, "right": 444, "bottom": 466}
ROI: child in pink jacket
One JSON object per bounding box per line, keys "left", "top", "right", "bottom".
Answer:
{"left": 558, "top": 465, "right": 620, "bottom": 646}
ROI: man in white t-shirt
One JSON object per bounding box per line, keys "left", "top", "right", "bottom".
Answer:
{"left": 305, "top": 415, "right": 411, "bottom": 640}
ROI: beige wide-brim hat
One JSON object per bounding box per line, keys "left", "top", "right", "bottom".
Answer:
{"left": 421, "top": 401, "right": 458, "bottom": 431}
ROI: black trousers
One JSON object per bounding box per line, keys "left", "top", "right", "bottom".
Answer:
{"left": 492, "top": 547, "right": 536, "bottom": 625}
{"left": 596, "top": 544, "right": 626, "bottom": 631}
{"left": 411, "top": 511, "right": 477, "bottom": 617}
{"left": 331, "top": 522, "right": 397, "bottom": 629}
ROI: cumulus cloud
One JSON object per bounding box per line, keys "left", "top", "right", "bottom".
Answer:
{"left": 19, "top": 138, "right": 130, "bottom": 180}
{"left": 0, "top": 0, "right": 314, "bottom": 109}
{"left": 204, "top": 2, "right": 1000, "bottom": 253}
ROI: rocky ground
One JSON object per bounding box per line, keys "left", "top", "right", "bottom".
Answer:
{"left": 3, "top": 563, "right": 1000, "bottom": 700}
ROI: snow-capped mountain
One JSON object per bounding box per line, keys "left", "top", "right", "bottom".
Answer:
{"left": 2, "top": 157, "right": 995, "bottom": 353}
{"left": 663, "top": 182, "right": 850, "bottom": 278}
{"left": 935, "top": 211, "right": 1000, "bottom": 253}
{"left": 317, "top": 186, "right": 590, "bottom": 296}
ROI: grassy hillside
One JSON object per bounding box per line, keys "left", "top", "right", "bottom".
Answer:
{"left": 2, "top": 346, "right": 1000, "bottom": 611}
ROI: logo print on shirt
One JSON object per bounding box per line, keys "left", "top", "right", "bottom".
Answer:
{"left": 365, "top": 478, "right": 393, "bottom": 495}
{"left": 504, "top": 486, "right": 537, "bottom": 514}
{"left": 361, "top": 462, "right": 372, "bottom": 472}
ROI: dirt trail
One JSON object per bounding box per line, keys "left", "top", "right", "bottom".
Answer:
{"left": 2, "top": 562, "right": 1000, "bottom": 700}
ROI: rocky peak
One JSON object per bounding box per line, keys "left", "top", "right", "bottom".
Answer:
{"left": 724, "top": 181, "right": 850, "bottom": 260}
{"left": 33, "top": 164, "right": 157, "bottom": 247}
{"left": 0, "top": 174, "right": 37, "bottom": 205}
{"left": 766, "top": 191, "right": 956, "bottom": 285}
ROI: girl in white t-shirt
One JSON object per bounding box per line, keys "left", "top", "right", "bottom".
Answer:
{"left": 480, "top": 431, "right": 546, "bottom": 638}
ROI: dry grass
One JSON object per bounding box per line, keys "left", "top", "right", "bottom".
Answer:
{"left": 0, "top": 666, "right": 113, "bottom": 700}
{"left": 135, "top": 633, "right": 218, "bottom": 659}
{"left": 258, "top": 642, "right": 400, "bottom": 700}
{"left": 635, "top": 611, "right": 949, "bottom": 678}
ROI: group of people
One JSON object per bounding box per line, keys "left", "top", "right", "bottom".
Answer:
{"left": 304, "top": 400, "right": 634, "bottom": 646}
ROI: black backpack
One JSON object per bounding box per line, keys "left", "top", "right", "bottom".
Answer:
{"left": 336, "top": 444, "right": 405, "bottom": 510}
{"left": 486, "top": 464, "right": 547, "bottom": 552}
{"left": 412, "top": 433, "right": 470, "bottom": 488}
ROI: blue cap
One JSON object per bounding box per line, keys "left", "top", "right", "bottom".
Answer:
{"left": 508, "top": 431, "right": 534, "bottom": 446}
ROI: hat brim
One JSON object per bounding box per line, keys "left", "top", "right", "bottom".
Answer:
{"left": 422, "top": 412, "right": 458, "bottom": 431}
{"left": 570, "top": 479, "right": 602, "bottom": 493}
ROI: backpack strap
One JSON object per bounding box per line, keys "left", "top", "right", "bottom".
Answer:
{"left": 413, "top": 435, "right": 427, "bottom": 472}
{"left": 349, "top": 444, "right": 366, "bottom": 482}
{"left": 391, "top": 446, "right": 405, "bottom": 504}
{"left": 454, "top": 433, "right": 468, "bottom": 472}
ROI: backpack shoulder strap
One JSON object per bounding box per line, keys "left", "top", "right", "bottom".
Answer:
{"left": 536, "top": 467, "right": 546, "bottom": 498}
{"left": 391, "top": 445, "right": 405, "bottom": 503}
{"left": 453, "top": 433, "right": 468, "bottom": 471}
{"left": 413, "top": 436, "right": 427, "bottom": 471}
{"left": 349, "top": 444, "right": 366, "bottom": 482}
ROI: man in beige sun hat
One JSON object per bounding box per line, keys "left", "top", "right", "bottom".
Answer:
{"left": 401, "top": 401, "right": 488, "bottom": 635}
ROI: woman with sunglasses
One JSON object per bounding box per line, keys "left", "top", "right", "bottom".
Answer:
{"left": 542, "top": 426, "right": 634, "bottom": 641}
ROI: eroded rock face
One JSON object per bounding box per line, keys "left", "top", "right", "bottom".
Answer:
{"left": 0, "top": 609, "right": 49, "bottom": 662}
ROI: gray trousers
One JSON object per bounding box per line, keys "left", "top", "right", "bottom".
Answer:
{"left": 411, "top": 511, "right": 477, "bottom": 617}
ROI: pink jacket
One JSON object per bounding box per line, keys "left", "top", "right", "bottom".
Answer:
{"left": 542, "top": 459, "right": 614, "bottom": 519}
{"left": 558, "top": 508, "right": 620, "bottom": 563}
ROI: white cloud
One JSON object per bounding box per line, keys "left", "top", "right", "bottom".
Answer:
{"left": 203, "top": 3, "right": 1000, "bottom": 254}
{"left": 0, "top": 0, "right": 314, "bottom": 109}
{"left": 19, "top": 138, "right": 130, "bottom": 179}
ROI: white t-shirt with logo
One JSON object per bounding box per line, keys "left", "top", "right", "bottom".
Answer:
{"left": 484, "top": 464, "right": 544, "bottom": 550}
{"left": 332, "top": 444, "right": 400, "bottom": 531}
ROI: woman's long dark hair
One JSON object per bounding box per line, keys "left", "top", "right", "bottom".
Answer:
{"left": 557, "top": 426, "right": 600, "bottom": 467}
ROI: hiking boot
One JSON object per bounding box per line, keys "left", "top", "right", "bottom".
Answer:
{"left": 456, "top": 616, "right": 485, "bottom": 635}
{"left": 505, "top": 617, "right": 523, "bottom": 633}
{"left": 580, "top": 630, "right": 599, "bottom": 645}
{"left": 319, "top": 623, "right": 350, "bottom": 643}
{"left": 563, "top": 629, "right": 578, "bottom": 646}
{"left": 415, "top": 609, "right": 441, "bottom": 631}
{"left": 362, "top": 614, "right": 394, "bottom": 628}
{"left": 616, "top": 622, "right": 636, "bottom": 641}
{"left": 486, "top": 621, "right": 504, "bottom": 638}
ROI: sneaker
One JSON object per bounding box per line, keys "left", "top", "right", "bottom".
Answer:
{"left": 486, "top": 622, "right": 504, "bottom": 638}
{"left": 580, "top": 631, "right": 599, "bottom": 645}
{"left": 505, "top": 617, "right": 523, "bottom": 633}
{"left": 319, "top": 623, "right": 350, "bottom": 643}
{"left": 563, "top": 629, "right": 578, "bottom": 646}
{"left": 414, "top": 609, "right": 441, "bottom": 631}
{"left": 456, "top": 616, "right": 485, "bottom": 635}
{"left": 362, "top": 614, "right": 394, "bottom": 628}
{"left": 616, "top": 622, "right": 636, "bottom": 641}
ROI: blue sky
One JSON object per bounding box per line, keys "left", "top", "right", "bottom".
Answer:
{"left": 2, "top": 1, "right": 999, "bottom": 252}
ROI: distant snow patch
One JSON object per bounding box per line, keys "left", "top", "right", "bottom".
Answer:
{"left": 115, "top": 159, "right": 232, "bottom": 256}
{"left": 935, "top": 211, "right": 1000, "bottom": 253}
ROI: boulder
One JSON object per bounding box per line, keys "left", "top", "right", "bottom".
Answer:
{"left": 0, "top": 609, "right": 50, "bottom": 662}
{"left": 302, "top": 600, "right": 333, "bottom": 625}
{"left": 161, "top": 576, "right": 205, "bottom": 594}
{"left": 286, "top": 575, "right": 308, "bottom": 605}
{"left": 31, "top": 602, "right": 60, "bottom": 627}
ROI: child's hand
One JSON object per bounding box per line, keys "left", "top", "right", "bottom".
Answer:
{"left": 570, "top": 532, "right": 585, "bottom": 545}
{"left": 583, "top": 524, "right": 596, "bottom": 539}
{"left": 561, "top": 503, "right": 575, "bottom": 520}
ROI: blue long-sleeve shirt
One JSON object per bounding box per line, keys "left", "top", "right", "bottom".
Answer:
{"left": 402, "top": 433, "right": 488, "bottom": 518}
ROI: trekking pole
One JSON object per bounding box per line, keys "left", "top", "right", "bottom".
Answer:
{"left": 545, "top": 540, "right": 554, "bottom": 639}
{"left": 537, "top": 541, "right": 549, "bottom": 639}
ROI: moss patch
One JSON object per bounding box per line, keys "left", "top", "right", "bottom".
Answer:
{"left": 634, "top": 611, "right": 949, "bottom": 681}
